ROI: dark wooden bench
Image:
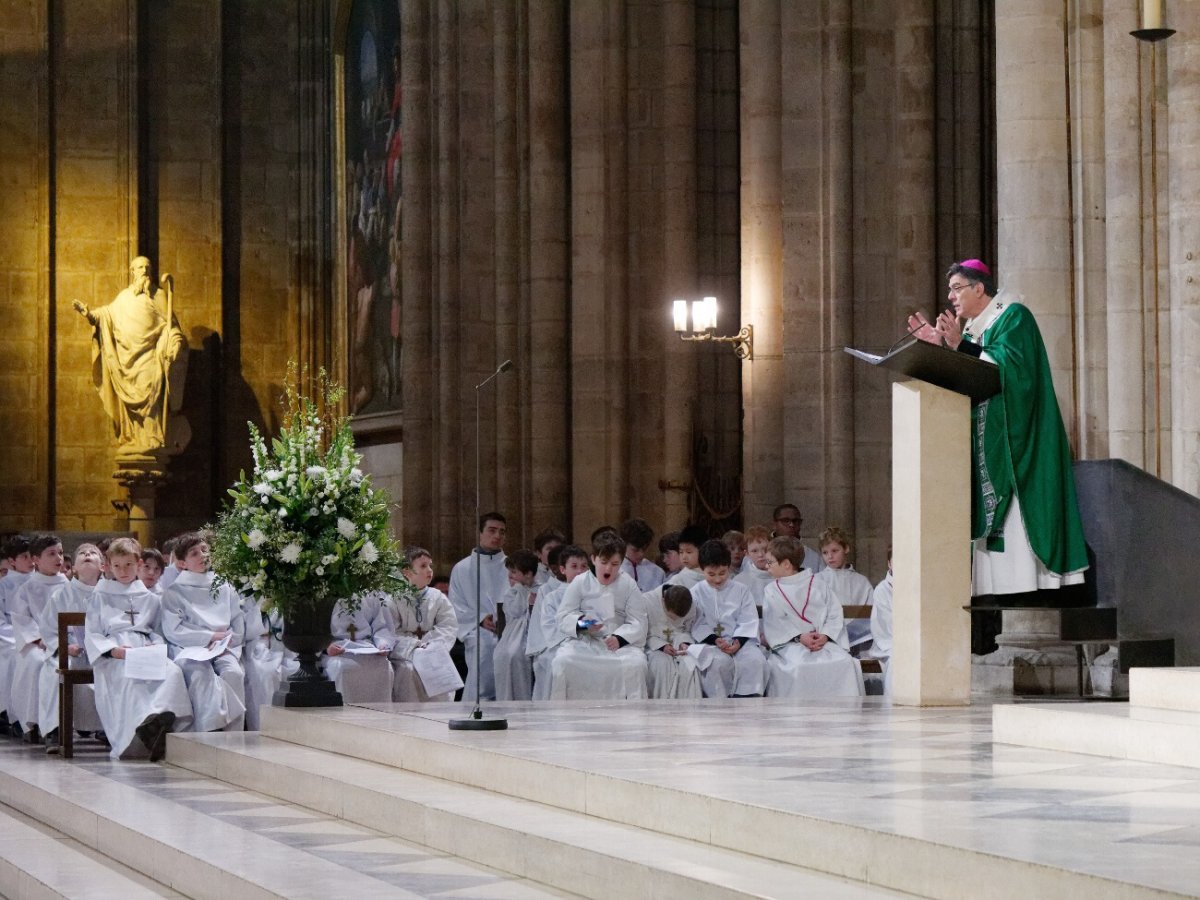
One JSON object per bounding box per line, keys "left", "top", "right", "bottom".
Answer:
{"left": 56, "top": 611, "right": 94, "bottom": 759}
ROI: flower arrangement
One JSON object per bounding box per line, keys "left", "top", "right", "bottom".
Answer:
{"left": 209, "top": 366, "right": 409, "bottom": 617}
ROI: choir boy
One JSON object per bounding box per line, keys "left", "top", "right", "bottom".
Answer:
{"left": 9, "top": 534, "right": 69, "bottom": 742}
{"left": 139, "top": 548, "right": 166, "bottom": 594}
{"left": 0, "top": 536, "right": 34, "bottom": 734}
{"left": 161, "top": 532, "right": 247, "bottom": 732}
{"left": 722, "top": 530, "right": 750, "bottom": 575}
{"left": 38, "top": 543, "right": 104, "bottom": 752}
{"left": 734, "top": 526, "right": 774, "bottom": 611}
{"left": 493, "top": 549, "right": 539, "bottom": 701}
{"left": 526, "top": 545, "right": 588, "bottom": 700}
{"left": 449, "top": 512, "right": 508, "bottom": 702}
{"left": 385, "top": 547, "right": 458, "bottom": 702}
{"left": 665, "top": 525, "right": 708, "bottom": 588}
{"left": 158, "top": 537, "right": 184, "bottom": 592}
{"left": 658, "top": 531, "right": 683, "bottom": 577}
{"left": 551, "top": 533, "right": 648, "bottom": 700}
{"left": 870, "top": 547, "right": 894, "bottom": 694}
{"left": 241, "top": 597, "right": 297, "bottom": 729}
{"left": 689, "top": 539, "right": 767, "bottom": 698}
{"left": 620, "top": 518, "right": 666, "bottom": 591}
{"left": 643, "top": 584, "right": 702, "bottom": 699}
{"left": 814, "top": 527, "right": 874, "bottom": 654}
{"left": 763, "top": 537, "right": 863, "bottom": 698}
{"left": 324, "top": 590, "right": 395, "bottom": 703}
{"left": 85, "top": 538, "right": 193, "bottom": 760}
{"left": 532, "top": 528, "right": 566, "bottom": 589}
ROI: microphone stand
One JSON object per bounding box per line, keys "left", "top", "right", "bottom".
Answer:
{"left": 449, "top": 360, "right": 513, "bottom": 731}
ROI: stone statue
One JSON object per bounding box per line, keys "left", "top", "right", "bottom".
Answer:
{"left": 72, "top": 256, "right": 188, "bottom": 459}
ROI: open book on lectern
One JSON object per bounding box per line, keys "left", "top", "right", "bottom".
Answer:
{"left": 845, "top": 337, "right": 1001, "bottom": 404}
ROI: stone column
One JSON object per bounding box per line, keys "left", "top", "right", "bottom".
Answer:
{"left": 569, "top": 0, "right": 629, "bottom": 536}
{"left": 525, "top": 0, "right": 571, "bottom": 535}
{"left": 1168, "top": 3, "right": 1200, "bottom": 496}
{"left": 995, "top": 0, "right": 1077, "bottom": 434}
{"left": 739, "top": 0, "right": 783, "bottom": 529}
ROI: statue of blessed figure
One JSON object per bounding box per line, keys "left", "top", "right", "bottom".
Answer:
{"left": 72, "top": 256, "right": 188, "bottom": 456}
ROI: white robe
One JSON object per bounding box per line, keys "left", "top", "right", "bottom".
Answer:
{"left": 85, "top": 579, "right": 193, "bottom": 759}
{"left": 621, "top": 558, "right": 666, "bottom": 592}
{"left": 665, "top": 567, "right": 705, "bottom": 588}
{"left": 870, "top": 572, "right": 894, "bottom": 694}
{"left": 816, "top": 566, "right": 873, "bottom": 650}
{"left": 8, "top": 572, "right": 68, "bottom": 727}
{"left": 551, "top": 572, "right": 648, "bottom": 700}
{"left": 37, "top": 579, "right": 102, "bottom": 734}
{"left": 526, "top": 578, "right": 567, "bottom": 700}
{"left": 382, "top": 586, "right": 458, "bottom": 702}
{"left": 734, "top": 565, "right": 774, "bottom": 609}
{"left": 324, "top": 593, "right": 394, "bottom": 703}
{"left": 161, "top": 571, "right": 247, "bottom": 732}
{"left": 689, "top": 579, "right": 767, "bottom": 697}
{"left": 493, "top": 583, "right": 534, "bottom": 701}
{"left": 448, "top": 550, "right": 507, "bottom": 702}
{"left": 240, "top": 600, "right": 298, "bottom": 730}
{"left": 0, "top": 571, "right": 32, "bottom": 718}
{"left": 641, "top": 587, "right": 701, "bottom": 699}
{"left": 763, "top": 570, "right": 863, "bottom": 699}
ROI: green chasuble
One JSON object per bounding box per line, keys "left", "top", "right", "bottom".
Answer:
{"left": 968, "top": 301, "right": 1088, "bottom": 575}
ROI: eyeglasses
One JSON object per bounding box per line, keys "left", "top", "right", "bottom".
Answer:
{"left": 948, "top": 282, "right": 976, "bottom": 294}
{"left": 775, "top": 517, "right": 801, "bottom": 525}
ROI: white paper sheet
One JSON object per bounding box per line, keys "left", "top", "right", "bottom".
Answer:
{"left": 412, "top": 643, "right": 464, "bottom": 696}
{"left": 338, "top": 640, "right": 386, "bottom": 655}
{"left": 174, "top": 634, "right": 232, "bottom": 662}
{"left": 123, "top": 643, "right": 169, "bottom": 681}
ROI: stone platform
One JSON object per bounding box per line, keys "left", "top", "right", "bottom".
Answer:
{"left": 176, "top": 699, "right": 1200, "bottom": 899}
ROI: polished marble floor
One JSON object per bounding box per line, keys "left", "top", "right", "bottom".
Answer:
{"left": 344, "top": 697, "right": 1200, "bottom": 897}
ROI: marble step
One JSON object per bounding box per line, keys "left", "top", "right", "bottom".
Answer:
{"left": 1131, "top": 667, "right": 1200, "bottom": 713}
{"left": 0, "top": 744, "right": 574, "bottom": 899}
{"left": 0, "top": 801, "right": 182, "bottom": 899}
{"left": 168, "top": 730, "right": 898, "bottom": 900}
{"left": 993, "top": 702, "right": 1200, "bottom": 769}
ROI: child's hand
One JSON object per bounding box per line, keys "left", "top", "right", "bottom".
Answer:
{"left": 112, "top": 647, "right": 126, "bottom": 660}
{"left": 586, "top": 621, "right": 605, "bottom": 636}
{"left": 716, "top": 637, "right": 739, "bottom": 655}
{"left": 327, "top": 643, "right": 345, "bottom": 656}
{"left": 799, "top": 632, "right": 826, "bottom": 651}
{"left": 480, "top": 614, "right": 497, "bottom": 633}
{"left": 660, "top": 644, "right": 677, "bottom": 657}
{"left": 211, "top": 629, "right": 230, "bottom": 645}
{"left": 604, "top": 636, "right": 620, "bottom": 652}
{"left": 67, "top": 644, "right": 82, "bottom": 657}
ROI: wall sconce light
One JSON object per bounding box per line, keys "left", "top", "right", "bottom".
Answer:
{"left": 672, "top": 296, "right": 754, "bottom": 360}
{"left": 1132, "top": 0, "right": 1174, "bottom": 40}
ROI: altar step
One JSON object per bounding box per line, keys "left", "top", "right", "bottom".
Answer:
{"left": 0, "top": 740, "right": 575, "bottom": 899}
{"left": 167, "top": 729, "right": 898, "bottom": 900}
{"left": 993, "top": 667, "right": 1200, "bottom": 768}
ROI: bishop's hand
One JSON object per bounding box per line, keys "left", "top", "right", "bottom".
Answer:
{"left": 934, "top": 309, "right": 964, "bottom": 350}
{"left": 906, "top": 312, "right": 940, "bottom": 345}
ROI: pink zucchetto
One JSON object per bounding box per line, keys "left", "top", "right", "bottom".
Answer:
{"left": 958, "top": 259, "right": 991, "bottom": 276}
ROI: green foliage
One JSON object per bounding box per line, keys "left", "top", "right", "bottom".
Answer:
{"left": 208, "top": 364, "right": 411, "bottom": 618}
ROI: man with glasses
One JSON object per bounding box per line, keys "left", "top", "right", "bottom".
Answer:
{"left": 906, "top": 260, "right": 1088, "bottom": 619}
{"left": 770, "top": 504, "right": 823, "bottom": 573}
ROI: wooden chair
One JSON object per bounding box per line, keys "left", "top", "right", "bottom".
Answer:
{"left": 56, "top": 611, "right": 94, "bottom": 759}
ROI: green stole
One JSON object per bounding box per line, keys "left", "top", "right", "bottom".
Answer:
{"left": 967, "top": 301, "right": 1089, "bottom": 575}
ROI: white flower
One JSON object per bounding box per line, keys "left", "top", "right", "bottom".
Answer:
{"left": 336, "top": 517, "right": 358, "bottom": 539}
{"left": 359, "top": 540, "right": 379, "bottom": 564}
{"left": 278, "top": 508, "right": 288, "bottom": 518}
{"left": 253, "top": 482, "right": 272, "bottom": 496}
{"left": 321, "top": 554, "right": 338, "bottom": 565}
{"left": 316, "top": 566, "right": 325, "bottom": 576}
{"left": 247, "top": 529, "right": 267, "bottom": 550}
{"left": 309, "top": 508, "right": 319, "bottom": 516}
{"left": 280, "top": 542, "right": 301, "bottom": 563}
{"left": 306, "top": 465, "right": 326, "bottom": 477}
{"left": 350, "top": 467, "right": 364, "bottom": 483}
{"left": 264, "top": 469, "right": 283, "bottom": 482}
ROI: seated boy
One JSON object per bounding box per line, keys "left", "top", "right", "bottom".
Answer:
{"left": 619, "top": 517, "right": 665, "bottom": 591}
{"left": 139, "top": 548, "right": 166, "bottom": 594}
{"left": 324, "top": 590, "right": 395, "bottom": 703}
{"left": 161, "top": 532, "right": 247, "bottom": 732}
{"left": 9, "top": 534, "right": 69, "bottom": 742}
{"left": 38, "top": 543, "right": 105, "bottom": 752}
{"left": 384, "top": 547, "right": 459, "bottom": 702}
{"left": 733, "top": 525, "right": 774, "bottom": 611}
{"left": 814, "top": 527, "right": 874, "bottom": 655}
{"left": 664, "top": 525, "right": 708, "bottom": 588}
{"left": 722, "top": 530, "right": 750, "bottom": 575}
{"left": 688, "top": 539, "right": 767, "bottom": 698}
{"left": 658, "top": 531, "right": 682, "bottom": 578}
{"left": 0, "top": 535, "right": 34, "bottom": 734}
{"left": 551, "top": 533, "right": 648, "bottom": 700}
{"left": 643, "top": 584, "right": 702, "bottom": 699}
{"left": 493, "top": 549, "right": 539, "bottom": 701}
{"left": 240, "top": 597, "right": 298, "bottom": 729}
{"left": 870, "top": 547, "right": 894, "bottom": 694}
{"left": 762, "top": 536, "right": 863, "bottom": 698}
{"left": 526, "top": 545, "right": 588, "bottom": 700}
{"left": 86, "top": 538, "right": 193, "bottom": 760}
{"left": 532, "top": 528, "right": 565, "bottom": 588}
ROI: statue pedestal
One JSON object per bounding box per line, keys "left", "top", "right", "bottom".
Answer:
{"left": 113, "top": 450, "right": 170, "bottom": 547}
{"left": 972, "top": 610, "right": 1085, "bottom": 696}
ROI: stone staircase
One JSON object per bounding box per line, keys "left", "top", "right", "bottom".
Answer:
{"left": 993, "top": 666, "right": 1200, "bottom": 768}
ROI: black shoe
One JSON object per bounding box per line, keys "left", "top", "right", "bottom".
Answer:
{"left": 135, "top": 712, "right": 176, "bottom": 762}
{"left": 23, "top": 725, "right": 41, "bottom": 744}
{"left": 0, "top": 711, "right": 8, "bottom": 727}
{"left": 9, "top": 721, "right": 22, "bottom": 739}
{"left": 45, "top": 729, "right": 60, "bottom": 755}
